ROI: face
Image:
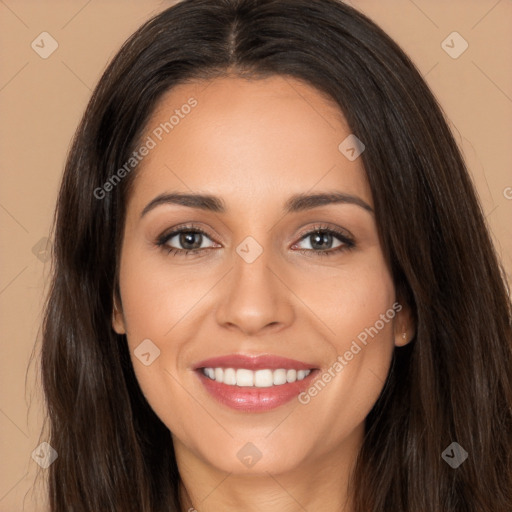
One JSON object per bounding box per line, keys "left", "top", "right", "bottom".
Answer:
{"left": 113, "top": 75, "right": 413, "bottom": 476}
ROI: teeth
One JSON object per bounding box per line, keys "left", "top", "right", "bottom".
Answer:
{"left": 223, "top": 368, "right": 236, "bottom": 385}
{"left": 236, "top": 369, "right": 254, "bottom": 386}
{"left": 201, "top": 367, "right": 312, "bottom": 386}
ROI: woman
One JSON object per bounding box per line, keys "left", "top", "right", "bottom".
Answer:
{"left": 40, "top": 0, "right": 512, "bottom": 510}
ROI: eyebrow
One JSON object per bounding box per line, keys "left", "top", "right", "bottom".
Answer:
{"left": 140, "top": 191, "right": 374, "bottom": 218}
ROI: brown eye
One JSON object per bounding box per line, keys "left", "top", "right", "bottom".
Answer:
{"left": 156, "top": 225, "right": 218, "bottom": 256}
{"left": 292, "top": 224, "right": 355, "bottom": 257}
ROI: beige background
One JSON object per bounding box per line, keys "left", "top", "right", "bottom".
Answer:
{"left": 1, "top": 1, "right": 511, "bottom": 510}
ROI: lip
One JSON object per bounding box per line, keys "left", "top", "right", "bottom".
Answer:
{"left": 193, "top": 353, "right": 318, "bottom": 371}
{"left": 192, "top": 353, "right": 320, "bottom": 413}
{"left": 195, "top": 368, "right": 320, "bottom": 412}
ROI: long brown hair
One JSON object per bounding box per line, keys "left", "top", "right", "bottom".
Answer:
{"left": 38, "top": 0, "right": 512, "bottom": 510}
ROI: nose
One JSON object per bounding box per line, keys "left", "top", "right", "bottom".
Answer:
{"left": 215, "top": 243, "right": 295, "bottom": 336}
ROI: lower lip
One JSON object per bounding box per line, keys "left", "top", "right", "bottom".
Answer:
{"left": 195, "top": 369, "right": 319, "bottom": 412}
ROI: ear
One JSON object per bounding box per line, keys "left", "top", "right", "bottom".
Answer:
{"left": 112, "top": 293, "right": 126, "bottom": 335}
{"left": 393, "top": 301, "right": 415, "bottom": 347}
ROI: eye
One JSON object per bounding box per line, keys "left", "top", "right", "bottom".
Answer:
{"left": 156, "top": 224, "right": 218, "bottom": 256}
{"left": 292, "top": 223, "right": 355, "bottom": 257}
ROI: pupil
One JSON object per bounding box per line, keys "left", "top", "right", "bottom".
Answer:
{"left": 311, "top": 232, "right": 331, "bottom": 250}
{"left": 180, "top": 232, "right": 202, "bottom": 250}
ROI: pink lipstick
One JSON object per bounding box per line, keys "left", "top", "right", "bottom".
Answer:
{"left": 193, "top": 354, "right": 319, "bottom": 412}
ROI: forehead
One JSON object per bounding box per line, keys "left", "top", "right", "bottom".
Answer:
{"left": 127, "top": 75, "right": 371, "bottom": 215}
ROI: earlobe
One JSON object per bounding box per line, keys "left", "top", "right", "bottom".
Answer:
{"left": 395, "top": 329, "right": 412, "bottom": 347}
{"left": 394, "top": 304, "right": 415, "bottom": 347}
{"left": 112, "top": 295, "right": 126, "bottom": 334}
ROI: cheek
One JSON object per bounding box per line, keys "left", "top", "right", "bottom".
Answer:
{"left": 117, "top": 249, "right": 219, "bottom": 433}
{"left": 336, "top": 258, "right": 397, "bottom": 383}
{"left": 293, "top": 248, "right": 396, "bottom": 349}
{"left": 118, "top": 248, "right": 206, "bottom": 341}
{"left": 291, "top": 253, "right": 397, "bottom": 426}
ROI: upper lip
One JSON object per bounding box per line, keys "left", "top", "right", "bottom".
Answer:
{"left": 193, "top": 353, "right": 318, "bottom": 371}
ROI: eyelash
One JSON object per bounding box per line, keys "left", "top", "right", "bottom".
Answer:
{"left": 155, "top": 223, "right": 355, "bottom": 258}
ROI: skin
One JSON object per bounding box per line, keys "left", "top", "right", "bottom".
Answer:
{"left": 112, "top": 75, "right": 414, "bottom": 512}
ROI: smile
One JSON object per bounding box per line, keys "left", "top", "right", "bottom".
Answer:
{"left": 201, "top": 367, "right": 312, "bottom": 387}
